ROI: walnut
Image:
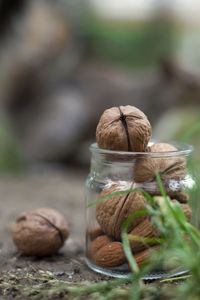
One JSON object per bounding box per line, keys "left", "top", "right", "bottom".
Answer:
{"left": 96, "top": 186, "right": 147, "bottom": 240}
{"left": 87, "top": 227, "right": 104, "bottom": 241}
{"left": 134, "top": 143, "right": 186, "bottom": 183}
{"left": 89, "top": 235, "right": 160, "bottom": 268}
{"left": 129, "top": 218, "right": 160, "bottom": 254}
{"left": 128, "top": 201, "right": 191, "bottom": 254}
{"left": 11, "top": 208, "right": 69, "bottom": 256}
{"left": 131, "top": 245, "right": 160, "bottom": 268}
{"left": 88, "top": 235, "right": 126, "bottom": 268}
{"left": 169, "top": 191, "right": 189, "bottom": 203}
{"left": 96, "top": 105, "right": 152, "bottom": 152}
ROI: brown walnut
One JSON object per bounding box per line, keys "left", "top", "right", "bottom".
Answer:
{"left": 131, "top": 245, "right": 160, "bottom": 268}
{"left": 129, "top": 218, "right": 160, "bottom": 254}
{"left": 149, "top": 187, "right": 190, "bottom": 203}
{"left": 121, "top": 198, "right": 190, "bottom": 254}
{"left": 96, "top": 186, "right": 147, "bottom": 240}
{"left": 89, "top": 235, "right": 160, "bottom": 268}
{"left": 11, "top": 207, "right": 69, "bottom": 256}
{"left": 134, "top": 143, "right": 186, "bottom": 183}
{"left": 87, "top": 227, "right": 104, "bottom": 241}
{"left": 169, "top": 191, "right": 189, "bottom": 203}
{"left": 128, "top": 200, "right": 191, "bottom": 254}
{"left": 96, "top": 105, "right": 152, "bottom": 152}
{"left": 88, "top": 235, "right": 126, "bottom": 267}
{"left": 88, "top": 235, "right": 113, "bottom": 256}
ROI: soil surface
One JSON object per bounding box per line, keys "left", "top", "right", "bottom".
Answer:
{"left": 0, "top": 169, "right": 109, "bottom": 299}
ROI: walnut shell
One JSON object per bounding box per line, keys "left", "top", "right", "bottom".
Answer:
{"left": 134, "top": 143, "right": 186, "bottom": 183}
{"left": 96, "top": 186, "right": 147, "bottom": 240}
{"left": 129, "top": 201, "right": 191, "bottom": 253}
{"left": 169, "top": 191, "right": 189, "bottom": 203}
{"left": 129, "top": 218, "right": 160, "bottom": 254}
{"left": 88, "top": 235, "right": 112, "bottom": 255}
{"left": 148, "top": 187, "right": 189, "bottom": 203}
{"left": 88, "top": 235, "right": 126, "bottom": 268}
{"left": 96, "top": 105, "right": 152, "bottom": 152}
{"left": 133, "top": 245, "right": 160, "bottom": 267}
{"left": 181, "top": 203, "right": 192, "bottom": 220}
{"left": 87, "top": 227, "right": 104, "bottom": 241}
{"left": 11, "top": 207, "right": 69, "bottom": 256}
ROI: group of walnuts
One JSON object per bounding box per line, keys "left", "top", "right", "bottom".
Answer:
{"left": 10, "top": 105, "right": 191, "bottom": 270}
{"left": 88, "top": 105, "right": 192, "bottom": 268}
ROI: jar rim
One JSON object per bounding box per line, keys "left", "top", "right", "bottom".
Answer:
{"left": 90, "top": 141, "right": 193, "bottom": 158}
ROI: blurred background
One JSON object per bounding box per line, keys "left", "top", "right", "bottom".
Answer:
{"left": 0, "top": 0, "right": 199, "bottom": 173}
{"left": 0, "top": 0, "right": 200, "bottom": 257}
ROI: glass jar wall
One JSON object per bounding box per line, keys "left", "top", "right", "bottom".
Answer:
{"left": 85, "top": 142, "right": 196, "bottom": 278}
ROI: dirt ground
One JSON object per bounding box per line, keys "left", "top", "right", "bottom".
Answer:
{"left": 0, "top": 169, "right": 109, "bottom": 299}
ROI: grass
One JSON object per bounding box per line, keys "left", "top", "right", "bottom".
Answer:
{"left": 0, "top": 270, "right": 132, "bottom": 300}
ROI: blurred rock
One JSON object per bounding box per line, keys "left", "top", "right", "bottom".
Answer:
{"left": 20, "top": 89, "right": 91, "bottom": 161}
{"left": 4, "top": 62, "right": 199, "bottom": 165}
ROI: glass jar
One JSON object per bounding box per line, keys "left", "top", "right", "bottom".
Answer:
{"left": 85, "top": 142, "right": 196, "bottom": 279}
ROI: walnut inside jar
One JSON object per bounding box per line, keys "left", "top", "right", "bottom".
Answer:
{"left": 134, "top": 143, "right": 186, "bottom": 184}
{"left": 96, "top": 186, "right": 147, "bottom": 240}
{"left": 96, "top": 105, "right": 152, "bottom": 152}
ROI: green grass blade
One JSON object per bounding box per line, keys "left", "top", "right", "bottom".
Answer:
{"left": 121, "top": 210, "right": 149, "bottom": 274}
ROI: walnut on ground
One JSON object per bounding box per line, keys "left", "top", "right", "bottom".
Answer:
{"left": 11, "top": 207, "right": 69, "bottom": 256}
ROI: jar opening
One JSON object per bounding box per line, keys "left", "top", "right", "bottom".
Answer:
{"left": 90, "top": 142, "right": 193, "bottom": 158}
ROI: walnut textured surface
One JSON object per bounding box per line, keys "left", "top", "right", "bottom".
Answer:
{"left": 129, "top": 218, "right": 160, "bottom": 253}
{"left": 132, "top": 245, "right": 160, "bottom": 267}
{"left": 96, "top": 105, "right": 152, "bottom": 152}
{"left": 96, "top": 186, "right": 146, "bottom": 240}
{"left": 11, "top": 207, "right": 69, "bottom": 256}
{"left": 88, "top": 235, "right": 126, "bottom": 267}
{"left": 134, "top": 143, "right": 186, "bottom": 183}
